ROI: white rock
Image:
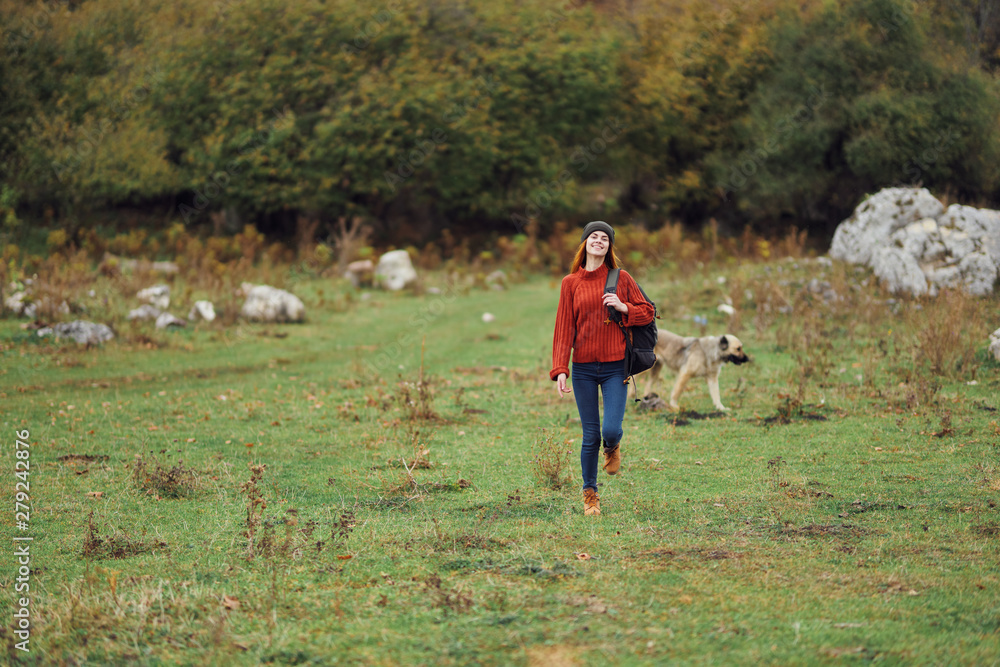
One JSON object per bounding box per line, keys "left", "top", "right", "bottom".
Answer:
{"left": 830, "top": 187, "right": 945, "bottom": 265}
{"left": 830, "top": 188, "right": 1000, "bottom": 295}
{"left": 482, "top": 313, "right": 496, "bottom": 323}
{"left": 485, "top": 270, "right": 507, "bottom": 290}
{"left": 137, "top": 284, "right": 170, "bottom": 310}
{"left": 375, "top": 250, "right": 418, "bottom": 291}
{"left": 37, "top": 321, "right": 114, "bottom": 345}
{"left": 344, "top": 259, "right": 375, "bottom": 288}
{"left": 150, "top": 261, "right": 180, "bottom": 274}
{"left": 871, "top": 247, "right": 928, "bottom": 296}
{"left": 894, "top": 218, "right": 945, "bottom": 261}
{"left": 939, "top": 204, "right": 1000, "bottom": 260}
{"left": 188, "top": 300, "right": 216, "bottom": 322}
{"left": 240, "top": 284, "right": 306, "bottom": 322}
{"left": 957, "top": 252, "right": 998, "bottom": 296}
{"left": 4, "top": 289, "right": 32, "bottom": 317}
{"left": 4, "top": 283, "right": 71, "bottom": 318}
{"left": 128, "top": 304, "right": 161, "bottom": 321}
{"left": 989, "top": 328, "right": 1000, "bottom": 362}
{"left": 155, "top": 312, "right": 187, "bottom": 329}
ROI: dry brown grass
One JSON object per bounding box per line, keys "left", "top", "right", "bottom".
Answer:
{"left": 909, "top": 289, "right": 988, "bottom": 380}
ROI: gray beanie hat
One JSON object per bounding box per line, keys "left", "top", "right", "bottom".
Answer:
{"left": 581, "top": 220, "right": 615, "bottom": 244}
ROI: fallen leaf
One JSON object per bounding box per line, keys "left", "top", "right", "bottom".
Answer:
{"left": 337, "top": 555, "right": 353, "bottom": 560}
{"left": 222, "top": 595, "right": 240, "bottom": 611}
{"left": 86, "top": 491, "right": 104, "bottom": 499}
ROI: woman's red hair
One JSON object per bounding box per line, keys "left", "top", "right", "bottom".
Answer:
{"left": 570, "top": 240, "right": 620, "bottom": 273}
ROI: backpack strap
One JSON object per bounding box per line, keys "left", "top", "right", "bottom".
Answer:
{"left": 605, "top": 267, "right": 634, "bottom": 384}
{"left": 604, "top": 268, "right": 622, "bottom": 324}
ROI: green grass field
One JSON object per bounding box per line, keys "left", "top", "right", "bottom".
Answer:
{"left": 2, "top": 257, "right": 999, "bottom": 665}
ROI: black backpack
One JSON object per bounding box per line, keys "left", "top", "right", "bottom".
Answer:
{"left": 605, "top": 268, "right": 658, "bottom": 398}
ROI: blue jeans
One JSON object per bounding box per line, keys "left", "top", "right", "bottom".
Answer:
{"left": 571, "top": 360, "right": 628, "bottom": 492}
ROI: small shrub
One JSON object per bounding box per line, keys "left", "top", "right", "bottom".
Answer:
{"left": 131, "top": 451, "right": 201, "bottom": 498}
{"left": 530, "top": 429, "right": 574, "bottom": 490}
{"left": 82, "top": 510, "right": 167, "bottom": 560}
{"left": 239, "top": 463, "right": 268, "bottom": 559}
{"left": 423, "top": 574, "right": 474, "bottom": 613}
{"left": 767, "top": 456, "right": 786, "bottom": 490}
{"left": 910, "top": 289, "right": 985, "bottom": 379}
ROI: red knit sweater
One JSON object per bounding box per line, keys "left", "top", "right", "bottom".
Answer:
{"left": 550, "top": 263, "right": 656, "bottom": 381}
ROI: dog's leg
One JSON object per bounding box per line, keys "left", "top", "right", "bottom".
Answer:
{"left": 669, "top": 368, "right": 694, "bottom": 410}
{"left": 644, "top": 361, "right": 662, "bottom": 399}
{"left": 708, "top": 369, "right": 728, "bottom": 411}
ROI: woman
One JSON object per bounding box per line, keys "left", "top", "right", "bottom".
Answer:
{"left": 550, "top": 221, "right": 655, "bottom": 516}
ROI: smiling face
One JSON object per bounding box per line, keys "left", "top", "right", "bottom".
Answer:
{"left": 586, "top": 231, "right": 610, "bottom": 259}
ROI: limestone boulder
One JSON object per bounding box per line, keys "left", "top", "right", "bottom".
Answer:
{"left": 989, "top": 328, "right": 1000, "bottom": 362}
{"left": 375, "top": 250, "right": 417, "bottom": 291}
{"left": 4, "top": 286, "right": 34, "bottom": 318}
{"left": 188, "top": 300, "right": 216, "bottom": 322}
{"left": 128, "top": 304, "right": 161, "bottom": 321}
{"left": 37, "top": 321, "right": 114, "bottom": 345}
{"left": 345, "top": 259, "right": 375, "bottom": 288}
{"left": 155, "top": 313, "right": 187, "bottom": 329}
{"left": 829, "top": 187, "right": 945, "bottom": 266}
{"left": 829, "top": 189, "right": 1000, "bottom": 295}
{"left": 137, "top": 284, "right": 170, "bottom": 310}
{"left": 240, "top": 284, "right": 305, "bottom": 322}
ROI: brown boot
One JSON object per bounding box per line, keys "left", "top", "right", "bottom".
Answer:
{"left": 583, "top": 488, "right": 601, "bottom": 516}
{"left": 602, "top": 444, "right": 621, "bottom": 475}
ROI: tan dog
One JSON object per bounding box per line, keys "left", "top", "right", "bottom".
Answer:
{"left": 640, "top": 331, "right": 749, "bottom": 411}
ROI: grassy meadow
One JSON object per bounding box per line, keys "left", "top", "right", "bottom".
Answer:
{"left": 2, "top": 250, "right": 999, "bottom": 665}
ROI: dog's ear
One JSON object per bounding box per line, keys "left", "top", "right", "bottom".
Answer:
{"left": 719, "top": 336, "right": 729, "bottom": 350}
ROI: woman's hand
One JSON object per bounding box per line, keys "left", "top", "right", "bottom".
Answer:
{"left": 556, "top": 373, "right": 572, "bottom": 397}
{"left": 602, "top": 292, "right": 629, "bottom": 314}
